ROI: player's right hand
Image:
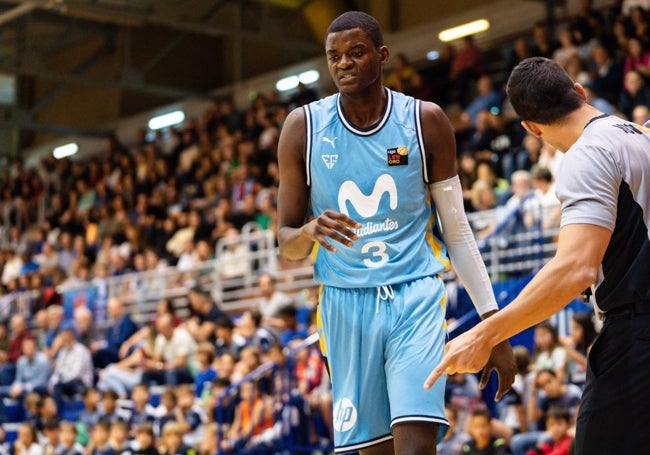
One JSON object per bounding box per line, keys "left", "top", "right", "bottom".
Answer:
{"left": 302, "top": 209, "right": 361, "bottom": 253}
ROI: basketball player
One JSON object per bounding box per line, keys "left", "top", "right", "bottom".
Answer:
{"left": 426, "top": 57, "right": 650, "bottom": 454}
{"left": 277, "top": 11, "right": 515, "bottom": 455}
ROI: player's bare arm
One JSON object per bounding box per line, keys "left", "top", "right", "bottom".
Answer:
{"left": 421, "top": 101, "right": 516, "bottom": 399}
{"left": 277, "top": 107, "right": 361, "bottom": 261}
{"left": 425, "top": 223, "right": 611, "bottom": 388}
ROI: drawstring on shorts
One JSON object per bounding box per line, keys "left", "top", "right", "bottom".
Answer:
{"left": 375, "top": 284, "right": 394, "bottom": 314}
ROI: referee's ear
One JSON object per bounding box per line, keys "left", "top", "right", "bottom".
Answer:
{"left": 521, "top": 120, "right": 542, "bottom": 138}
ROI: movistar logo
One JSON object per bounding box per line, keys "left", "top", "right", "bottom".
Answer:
{"left": 338, "top": 173, "right": 398, "bottom": 218}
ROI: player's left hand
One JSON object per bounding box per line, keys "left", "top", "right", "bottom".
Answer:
{"left": 480, "top": 339, "right": 516, "bottom": 401}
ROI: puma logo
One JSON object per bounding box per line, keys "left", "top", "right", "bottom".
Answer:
{"left": 322, "top": 136, "right": 337, "bottom": 149}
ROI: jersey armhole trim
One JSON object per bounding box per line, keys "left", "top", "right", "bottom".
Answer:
{"left": 304, "top": 105, "right": 312, "bottom": 187}
{"left": 414, "top": 99, "right": 430, "bottom": 183}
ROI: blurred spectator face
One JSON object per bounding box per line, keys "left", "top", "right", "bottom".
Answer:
{"left": 534, "top": 325, "right": 554, "bottom": 350}
{"left": 632, "top": 105, "right": 650, "bottom": 125}
{"left": 510, "top": 172, "right": 532, "bottom": 197}
{"left": 109, "top": 423, "right": 128, "bottom": 447}
{"left": 239, "top": 381, "right": 256, "bottom": 402}
{"left": 59, "top": 329, "right": 75, "bottom": 348}
{"left": 47, "top": 306, "right": 64, "bottom": 330}
{"left": 477, "top": 76, "right": 493, "bottom": 95}
{"left": 43, "top": 424, "right": 60, "bottom": 446}
{"left": 217, "top": 353, "right": 236, "bottom": 378}
{"left": 524, "top": 134, "right": 543, "bottom": 154}
{"left": 156, "top": 314, "right": 174, "bottom": 339}
{"left": 21, "top": 338, "right": 37, "bottom": 359}
{"left": 18, "top": 424, "right": 36, "bottom": 447}
{"left": 41, "top": 397, "right": 58, "bottom": 419}
{"left": 135, "top": 429, "right": 154, "bottom": 450}
{"left": 196, "top": 241, "right": 211, "bottom": 261}
{"left": 132, "top": 386, "right": 150, "bottom": 407}
{"left": 536, "top": 371, "right": 562, "bottom": 397}
{"left": 177, "top": 388, "right": 194, "bottom": 410}
{"left": 591, "top": 46, "right": 609, "bottom": 66}
{"left": 468, "top": 413, "right": 491, "bottom": 445}
{"left": 162, "top": 427, "right": 182, "bottom": 451}
{"left": 628, "top": 37, "right": 644, "bottom": 57}
{"left": 83, "top": 388, "right": 100, "bottom": 410}
{"left": 476, "top": 163, "right": 496, "bottom": 184}
{"left": 102, "top": 394, "right": 117, "bottom": 414}
{"left": 34, "top": 310, "right": 47, "bottom": 332}
{"left": 258, "top": 274, "right": 274, "bottom": 298}
{"left": 624, "top": 71, "right": 644, "bottom": 95}
{"left": 59, "top": 232, "right": 72, "bottom": 250}
{"left": 161, "top": 392, "right": 176, "bottom": 412}
{"left": 92, "top": 424, "right": 109, "bottom": 446}
{"left": 10, "top": 314, "right": 26, "bottom": 336}
{"left": 444, "top": 407, "right": 458, "bottom": 433}
{"left": 459, "top": 154, "right": 476, "bottom": 175}
{"left": 60, "top": 424, "right": 76, "bottom": 448}
{"left": 107, "top": 298, "right": 123, "bottom": 320}
{"left": 547, "top": 416, "right": 570, "bottom": 441}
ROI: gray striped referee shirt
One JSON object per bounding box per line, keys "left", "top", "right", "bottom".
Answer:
{"left": 555, "top": 114, "right": 650, "bottom": 313}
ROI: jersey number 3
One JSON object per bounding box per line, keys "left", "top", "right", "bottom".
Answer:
{"left": 361, "top": 241, "right": 389, "bottom": 268}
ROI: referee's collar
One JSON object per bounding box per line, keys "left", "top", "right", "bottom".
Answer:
{"left": 584, "top": 113, "right": 609, "bottom": 130}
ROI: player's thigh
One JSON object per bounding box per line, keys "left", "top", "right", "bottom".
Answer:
{"left": 385, "top": 276, "right": 448, "bottom": 427}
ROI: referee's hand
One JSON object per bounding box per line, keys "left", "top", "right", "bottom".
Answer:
{"left": 424, "top": 328, "right": 509, "bottom": 397}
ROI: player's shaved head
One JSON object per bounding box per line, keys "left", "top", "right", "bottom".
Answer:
{"left": 326, "top": 11, "right": 383, "bottom": 48}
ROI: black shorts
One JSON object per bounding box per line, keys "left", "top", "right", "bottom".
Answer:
{"left": 575, "top": 313, "right": 650, "bottom": 454}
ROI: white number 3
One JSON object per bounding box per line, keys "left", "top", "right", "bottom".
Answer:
{"left": 361, "top": 241, "right": 389, "bottom": 268}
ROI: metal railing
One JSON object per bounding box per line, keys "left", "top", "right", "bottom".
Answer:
{"left": 0, "top": 197, "right": 560, "bottom": 328}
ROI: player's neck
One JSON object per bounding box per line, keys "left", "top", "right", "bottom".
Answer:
{"left": 338, "top": 84, "right": 387, "bottom": 129}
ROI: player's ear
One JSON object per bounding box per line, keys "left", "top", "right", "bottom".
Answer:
{"left": 379, "top": 46, "right": 389, "bottom": 64}
{"left": 521, "top": 120, "right": 542, "bottom": 138}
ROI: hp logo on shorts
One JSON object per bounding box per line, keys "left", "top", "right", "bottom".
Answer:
{"left": 333, "top": 397, "right": 358, "bottom": 432}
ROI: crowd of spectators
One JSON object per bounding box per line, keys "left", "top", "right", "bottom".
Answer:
{"left": 0, "top": 0, "right": 647, "bottom": 453}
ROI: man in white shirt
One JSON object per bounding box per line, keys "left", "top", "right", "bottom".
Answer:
{"left": 141, "top": 314, "right": 197, "bottom": 386}
{"left": 48, "top": 323, "right": 93, "bottom": 412}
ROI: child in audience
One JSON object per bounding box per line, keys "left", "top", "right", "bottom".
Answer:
{"left": 158, "top": 422, "right": 193, "bottom": 455}
{"left": 87, "top": 420, "right": 116, "bottom": 455}
{"left": 14, "top": 423, "right": 44, "bottom": 455}
{"left": 526, "top": 407, "right": 573, "bottom": 455}
{"left": 127, "top": 384, "right": 155, "bottom": 430}
{"left": 78, "top": 388, "right": 101, "bottom": 429}
{"left": 132, "top": 425, "right": 157, "bottom": 455}
{"left": 461, "top": 409, "right": 508, "bottom": 455}
{"left": 54, "top": 422, "right": 84, "bottom": 455}
{"left": 174, "top": 385, "right": 204, "bottom": 447}
{"left": 531, "top": 322, "right": 567, "bottom": 383}
{"left": 107, "top": 421, "right": 130, "bottom": 455}
{"left": 437, "top": 404, "right": 471, "bottom": 455}
{"left": 152, "top": 388, "right": 177, "bottom": 439}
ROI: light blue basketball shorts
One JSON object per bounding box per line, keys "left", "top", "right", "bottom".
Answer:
{"left": 316, "top": 275, "right": 449, "bottom": 454}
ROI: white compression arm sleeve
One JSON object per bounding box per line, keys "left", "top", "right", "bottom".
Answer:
{"left": 430, "top": 175, "right": 498, "bottom": 316}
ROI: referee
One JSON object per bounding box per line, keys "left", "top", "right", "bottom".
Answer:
{"left": 425, "top": 57, "right": 650, "bottom": 454}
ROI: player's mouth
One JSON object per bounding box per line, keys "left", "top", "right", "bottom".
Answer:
{"left": 338, "top": 74, "right": 356, "bottom": 83}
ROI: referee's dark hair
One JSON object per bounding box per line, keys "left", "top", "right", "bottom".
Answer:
{"left": 507, "top": 57, "right": 584, "bottom": 124}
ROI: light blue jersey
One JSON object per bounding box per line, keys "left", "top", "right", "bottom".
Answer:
{"left": 305, "top": 88, "right": 450, "bottom": 287}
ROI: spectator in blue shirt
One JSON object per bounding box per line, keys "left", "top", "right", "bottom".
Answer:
{"left": 277, "top": 305, "right": 308, "bottom": 347}
{"left": 91, "top": 298, "right": 138, "bottom": 369}
{"left": 0, "top": 337, "right": 50, "bottom": 422}
{"left": 194, "top": 343, "right": 217, "bottom": 399}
